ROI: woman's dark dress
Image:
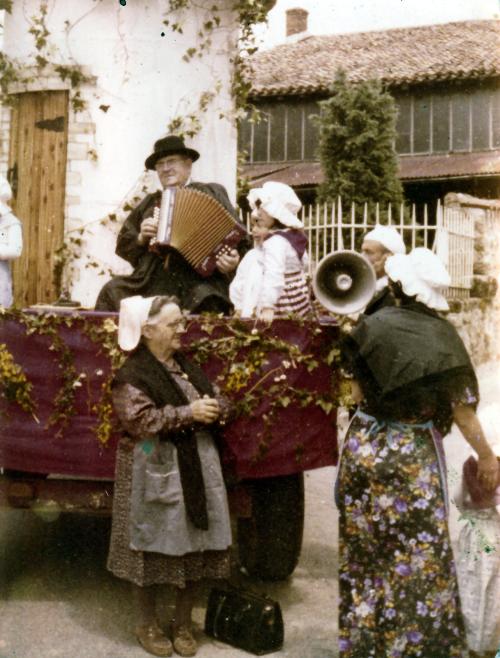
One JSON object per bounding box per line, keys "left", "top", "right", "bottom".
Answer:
{"left": 107, "top": 352, "right": 231, "bottom": 588}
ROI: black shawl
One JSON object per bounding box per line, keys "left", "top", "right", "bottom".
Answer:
{"left": 113, "top": 342, "right": 216, "bottom": 530}
{"left": 342, "top": 302, "right": 478, "bottom": 434}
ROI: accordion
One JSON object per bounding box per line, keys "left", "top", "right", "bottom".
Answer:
{"left": 151, "top": 186, "right": 247, "bottom": 277}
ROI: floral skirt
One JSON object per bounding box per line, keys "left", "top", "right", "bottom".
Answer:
{"left": 337, "top": 411, "right": 467, "bottom": 658}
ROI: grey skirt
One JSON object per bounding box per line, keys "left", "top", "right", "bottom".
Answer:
{"left": 107, "top": 443, "right": 231, "bottom": 588}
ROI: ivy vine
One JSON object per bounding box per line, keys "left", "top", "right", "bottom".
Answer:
{"left": 0, "top": 1, "right": 92, "bottom": 112}
{"left": 161, "top": 0, "right": 275, "bottom": 138}
{"left": 0, "top": 342, "right": 38, "bottom": 420}
{"left": 0, "top": 310, "right": 349, "bottom": 454}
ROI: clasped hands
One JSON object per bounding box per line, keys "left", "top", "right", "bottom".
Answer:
{"left": 190, "top": 396, "right": 220, "bottom": 424}
{"left": 138, "top": 216, "right": 239, "bottom": 273}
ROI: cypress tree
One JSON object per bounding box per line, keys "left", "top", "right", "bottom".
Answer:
{"left": 317, "top": 69, "right": 404, "bottom": 211}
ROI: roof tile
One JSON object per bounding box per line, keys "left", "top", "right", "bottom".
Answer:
{"left": 249, "top": 20, "right": 500, "bottom": 97}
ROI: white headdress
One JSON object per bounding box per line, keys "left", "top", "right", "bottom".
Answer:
{"left": 363, "top": 225, "right": 406, "bottom": 255}
{"left": 247, "top": 181, "right": 303, "bottom": 229}
{"left": 118, "top": 295, "right": 157, "bottom": 351}
{"left": 385, "top": 247, "right": 450, "bottom": 311}
{"left": 0, "top": 175, "right": 13, "bottom": 216}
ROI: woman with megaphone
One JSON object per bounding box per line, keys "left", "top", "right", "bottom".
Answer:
{"left": 332, "top": 248, "right": 498, "bottom": 658}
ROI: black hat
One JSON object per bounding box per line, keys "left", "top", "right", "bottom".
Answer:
{"left": 144, "top": 135, "right": 200, "bottom": 170}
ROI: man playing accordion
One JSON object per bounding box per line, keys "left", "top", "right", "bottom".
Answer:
{"left": 95, "top": 135, "right": 244, "bottom": 313}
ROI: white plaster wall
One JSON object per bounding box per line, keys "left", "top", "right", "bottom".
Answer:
{"left": 3, "top": 0, "right": 239, "bottom": 306}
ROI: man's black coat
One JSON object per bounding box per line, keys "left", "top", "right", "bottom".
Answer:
{"left": 95, "top": 182, "right": 244, "bottom": 312}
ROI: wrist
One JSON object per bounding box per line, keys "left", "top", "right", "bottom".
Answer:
{"left": 477, "top": 446, "right": 495, "bottom": 460}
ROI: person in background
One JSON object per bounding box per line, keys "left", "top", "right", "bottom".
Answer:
{"left": 230, "top": 182, "right": 311, "bottom": 321}
{"left": 336, "top": 247, "right": 498, "bottom": 657}
{"left": 360, "top": 224, "right": 406, "bottom": 314}
{"left": 453, "top": 403, "right": 500, "bottom": 658}
{"left": 108, "top": 295, "right": 232, "bottom": 657}
{"left": 0, "top": 176, "right": 22, "bottom": 307}
{"left": 95, "top": 135, "right": 243, "bottom": 313}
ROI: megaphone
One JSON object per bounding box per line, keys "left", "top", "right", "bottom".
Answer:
{"left": 313, "top": 250, "right": 376, "bottom": 315}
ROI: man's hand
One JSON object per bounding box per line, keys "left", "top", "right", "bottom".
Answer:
{"left": 190, "top": 397, "right": 220, "bottom": 424}
{"left": 216, "top": 248, "right": 239, "bottom": 274}
{"left": 138, "top": 215, "right": 159, "bottom": 245}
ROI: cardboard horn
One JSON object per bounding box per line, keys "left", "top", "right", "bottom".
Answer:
{"left": 313, "top": 250, "right": 376, "bottom": 315}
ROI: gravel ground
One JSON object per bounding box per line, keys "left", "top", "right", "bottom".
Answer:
{"left": 0, "top": 360, "right": 498, "bottom": 658}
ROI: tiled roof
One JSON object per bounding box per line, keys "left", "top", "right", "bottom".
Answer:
{"left": 249, "top": 20, "right": 500, "bottom": 97}
{"left": 241, "top": 150, "right": 500, "bottom": 186}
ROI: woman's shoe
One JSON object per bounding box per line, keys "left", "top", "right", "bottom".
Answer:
{"left": 136, "top": 623, "right": 173, "bottom": 657}
{"left": 171, "top": 624, "right": 197, "bottom": 657}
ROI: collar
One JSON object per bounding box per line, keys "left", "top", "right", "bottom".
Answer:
{"left": 375, "top": 275, "right": 388, "bottom": 292}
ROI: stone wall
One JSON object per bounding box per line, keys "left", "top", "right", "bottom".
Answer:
{"left": 444, "top": 193, "right": 500, "bottom": 365}
{"left": 447, "top": 296, "right": 500, "bottom": 366}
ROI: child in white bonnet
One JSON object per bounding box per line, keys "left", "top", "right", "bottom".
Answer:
{"left": 453, "top": 402, "right": 500, "bottom": 658}
{"left": 0, "top": 176, "right": 22, "bottom": 307}
{"left": 229, "top": 182, "right": 311, "bottom": 321}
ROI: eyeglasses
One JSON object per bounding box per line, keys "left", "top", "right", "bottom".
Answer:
{"left": 164, "top": 318, "right": 187, "bottom": 330}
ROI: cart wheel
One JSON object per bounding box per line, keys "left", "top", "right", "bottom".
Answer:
{"left": 237, "top": 473, "right": 304, "bottom": 581}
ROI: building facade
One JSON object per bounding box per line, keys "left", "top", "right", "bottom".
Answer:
{"left": 239, "top": 19, "right": 500, "bottom": 205}
{"left": 0, "top": 1, "right": 245, "bottom": 307}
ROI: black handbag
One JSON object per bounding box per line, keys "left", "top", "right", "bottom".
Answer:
{"left": 204, "top": 586, "right": 284, "bottom": 655}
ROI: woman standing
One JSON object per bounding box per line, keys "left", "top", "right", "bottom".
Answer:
{"left": 336, "top": 248, "right": 498, "bottom": 658}
{"left": 108, "top": 295, "right": 232, "bottom": 657}
{"left": 0, "top": 176, "right": 22, "bottom": 307}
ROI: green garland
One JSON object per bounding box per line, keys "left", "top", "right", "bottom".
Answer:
{"left": 0, "top": 342, "right": 38, "bottom": 420}
{"left": 82, "top": 316, "right": 124, "bottom": 445}
{"left": 185, "top": 314, "right": 352, "bottom": 420}
{"left": 0, "top": 309, "right": 351, "bottom": 446}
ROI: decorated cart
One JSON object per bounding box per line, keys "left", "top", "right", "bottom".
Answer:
{"left": 0, "top": 308, "right": 340, "bottom": 580}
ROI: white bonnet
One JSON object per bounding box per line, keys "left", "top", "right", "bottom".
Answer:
{"left": 385, "top": 247, "right": 451, "bottom": 311}
{"left": 363, "top": 225, "right": 406, "bottom": 255}
{"left": 247, "top": 181, "right": 303, "bottom": 229}
{"left": 0, "top": 175, "right": 12, "bottom": 216}
{"left": 118, "top": 295, "right": 157, "bottom": 351}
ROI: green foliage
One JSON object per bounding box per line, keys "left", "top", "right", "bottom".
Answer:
{"left": 162, "top": 0, "right": 273, "bottom": 138}
{"left": 0, "top": 341, "right": 37, "bottom": 419}
{"left": 1, "top": 309, "right": 123, "bottom": 443}
{"left": 28, "top": 1, "right": 50, "bottom": 51}
{"left": 0, "top": 0, "right": 13, "bottom": 12}
{"left": 0, "top": 52, "right": 21, "bottom": 102}
{"left": 0, "top": 310, "right": 346, "bottom": 452}
{"left": 0, "top": 3, "right": 91, "bottom": 112}
{"left": 317, "top": 69, "right": 404, "bottom": 210}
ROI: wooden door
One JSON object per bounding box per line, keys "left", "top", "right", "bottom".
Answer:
{"left": 8, "top": 91, "right": 69, "bottom": 306}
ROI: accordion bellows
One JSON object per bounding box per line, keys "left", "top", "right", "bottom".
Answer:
{"left": 153, "top": 187, "right": 247, "bottom": 277}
